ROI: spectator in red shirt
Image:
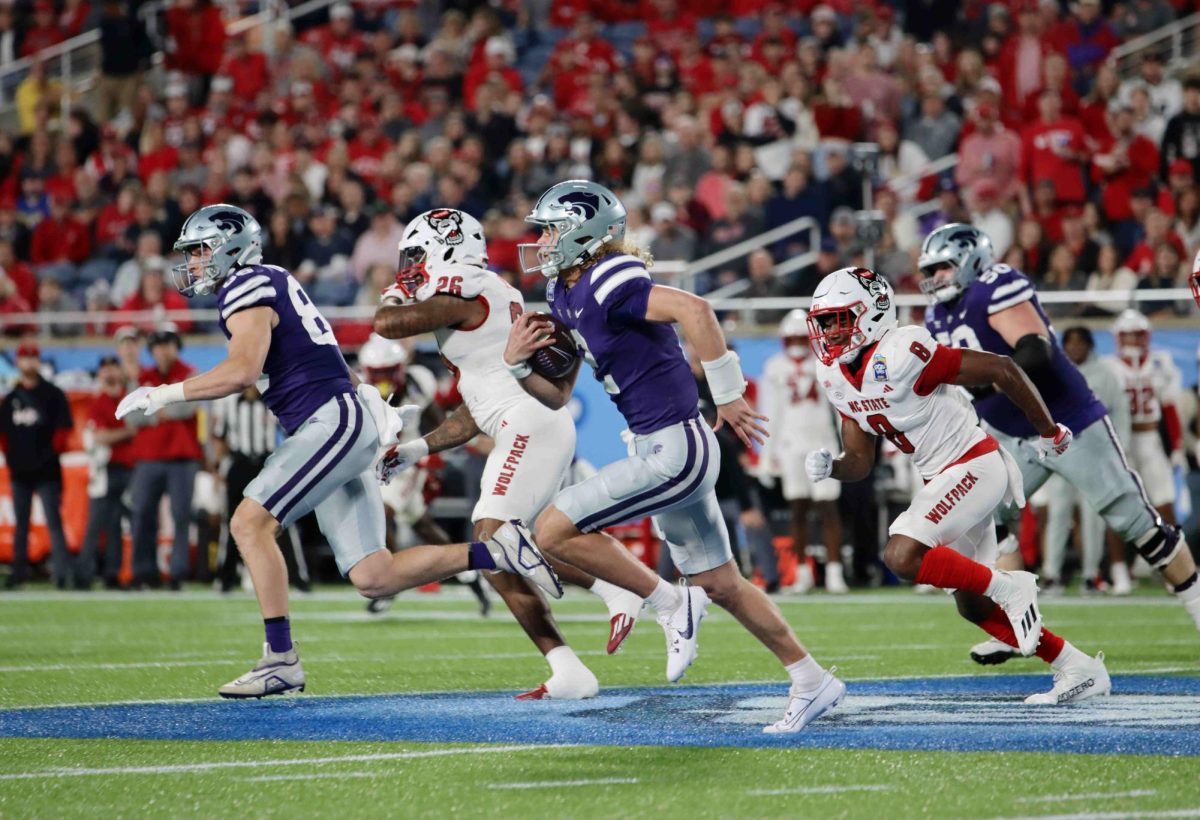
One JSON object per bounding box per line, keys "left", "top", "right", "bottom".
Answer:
{"left": 643, "top": 0, "right": 697, "bottom": 56}
{"left": 302, "top": 2, "right": 364, "bottom": 75}
{"left": 1030, "top": 179, "right": 1068, "bottom": 243}
{"left": 127, "top": 327, "right": 203, "bottom": 590}
{"left": 546, "top": 14, "right": 619, "bottom": 83}
{"left": 998, "top": 2, "right": 1052, "bottom": 114}
{"left": 956, "top": 99, "right": 1024, "bottom": 212}
{"left": 1091, "top": 102, "right": 1160, "bottom": 249}
{"left": 114, "top": 263, "right": 194, "bottom": 334}
{"left": 165, "top": 0, "right": 226, "bottom": 83}
{"left": 0, "top": 267, "right": 34, "bottom": 336}
{"left": 463, "top": 37, "right": 523, "bottom": 111}
{"left": 30, "top": 197, "right": 92, "bottom": 265}
{"left": 0, "top": 239, "right": 37, "bottom": 307}
{"left": 137, "top": 121, "right": 179, "bottom": 182}
{"left": 1079, "top": 62, "right": 1119, "bottom": 146}
{"left": 1021, "top": 90, "right": 1088, "bottom": 205}
{"left": 1124, "top": 208, "right": 1187, "bottom": 276}
{"left": 219, "top": 33, "right": 268, "bottom": 102}
{"left": 60, "top": 0, "right": 92, "bottom": 38}
{"left": 77, "top": 355, "right": 138, "bottom": 589}
{"left": 20, "top": 0, "right": 64, "bottom": 58}
{"left": 94, "top": 182, "right": 139, "bottom": 253}
{"left": 1020, "top": 52, "right": 1081, "bottom": 122}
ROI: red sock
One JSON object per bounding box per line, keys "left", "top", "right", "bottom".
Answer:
{"left": 978, "top": 603, "right": 1065, "bottom": 664}
{"left": 914, "top": 546, "right": 994, "bottom": 594}
{"left": 1034, "top": 628, "right": 1065, "bottom": 664}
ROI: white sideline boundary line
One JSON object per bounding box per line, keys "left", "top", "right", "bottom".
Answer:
{"left": 1015, "top": 790, "right": 1158, "bottom": 804}
{"left": 488, "top": 777, "right": 640, "bottom": 790}
{"left": 749, "top": 785, "right": 892, "bottom": 796}
{"left": 0, "top": 744, "right": 577, "bottom": 780}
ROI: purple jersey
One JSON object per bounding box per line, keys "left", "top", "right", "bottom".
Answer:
{"left": 924, "top": 263, "right": 1106, "bottom": 439}
{"left": 216, "top": 264, "right": 353, "bottom": 435}
{"left": 548, "top": 252, "right": 699, "bottom": 434}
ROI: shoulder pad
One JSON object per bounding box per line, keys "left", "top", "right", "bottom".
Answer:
{"left": 414, "top": 264, "right": 495, "bottom": 303}
{"left": 974, "top": 264, "right": 1035, "bottom": 315}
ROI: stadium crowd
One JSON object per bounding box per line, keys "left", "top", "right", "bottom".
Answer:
{"left": 0, "top": 0, "right": 1197, "bottom": 336}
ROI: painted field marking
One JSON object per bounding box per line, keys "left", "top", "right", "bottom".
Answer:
{"left": 993, "top": 809, "right": 1200, "bottom": 820}
{"left": 749, "top": 785, "right": 893, "bottom": 796}
{"left": 0, "top": 744, "right": 577, "bottom": 781}
{"left": 243, "top": 772, "right": 386, "bottom": 783}
{"left": 1016, "top": 790, "right": 1158, "bottom": 804}
{"left": 488, "top": 778, "right": 640, "bottom": 790}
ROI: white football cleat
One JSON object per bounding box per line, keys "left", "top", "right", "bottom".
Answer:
{"left": 763, "top": 669, "right": 846, "bottom": 734}
{"left": 788, "top": 563, "right": 814, "bottom": 595}
{"left": 366, "top": 595, "right": 395, "bottom": 615}
{"left": 1110, "top": 562, "right": 1133, "bottom": 596}
{"left": 1025, "top": 651, "right": 1111, "bottom": 705}
{"left": 515, "top": 664, "right": 600, "bottom": 701}
{"left": 218, "top": 642, "right": 305, "bottom": 699}
{"left": 605, "top": 589, "right": 645, "bottom": 654}
{"left": 825, "top": 562, "right": 849, "bottom": 594}
{"left": 970, "top": 637, "right": 1018, "bottom": 666}
{"left": 992, "top": 570, "right": 1043, "bottom": 656}
{"left": 487, "top": 520, "right": 563, "bottom": 599}
{"left": 658, "top": 582, "right": 709, "bottom": 683}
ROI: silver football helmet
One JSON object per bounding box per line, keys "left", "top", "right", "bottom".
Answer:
{"left": 917, "top": 223, "right": 994, "bottom": 304}
{"left": 172, "top": 204, "right": 263, "bottom": 297}
{"left": 519, "top": 180, "right": 627, "bottom": 279}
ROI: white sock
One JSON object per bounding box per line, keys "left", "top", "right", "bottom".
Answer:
{"left": 589, "top": 578, "right": 626, "bottom": 606}
{"left": 785, "top": 655, "right": 824, "bottom": 690}
{"left": 647, "top": 578, "right": 682, "bottom": 615}
{"left": 545, "top": 645, "right": 585, "bottom": 677}
{"left": 1111, "top": 561, "right": 1131, "bottom": 587}
{"left": 1049, "top": 640, "right": 1083, "bottom": 671}
{"left": 983, "top": 570, "right": 1009, "bottom": 601}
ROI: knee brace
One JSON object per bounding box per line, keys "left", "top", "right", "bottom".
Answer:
{"left": 1131, "top": 524, "right": 1185, "bottom": 570}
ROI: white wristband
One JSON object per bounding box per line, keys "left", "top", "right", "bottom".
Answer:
{"left": 702, "top": 351, "right": 746, "bottom": 405}
{"left": 505, "top": 358, "right": 532, "bottom": 379}
{"left": 410, "top": 437, "right": 431, "bottom": 459}
{"left": 151, "top": 382, "right": 187, "bottom": 406}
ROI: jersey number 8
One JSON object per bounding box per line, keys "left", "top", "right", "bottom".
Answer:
{"left": 287, "top": 277, "right": 337, "bottom": 347}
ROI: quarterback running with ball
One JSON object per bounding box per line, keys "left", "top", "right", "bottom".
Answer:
{"left": 805, "top": 266, "right": 1109, "bottom": 704}
{"left": 505, "top": 180, "right": 843, "bottom": 733}
{"left": 116, "top": 204, "right": 561, "bottom": 698}
{"left": 372, "top": 208, "right": 643, "bottom": 700}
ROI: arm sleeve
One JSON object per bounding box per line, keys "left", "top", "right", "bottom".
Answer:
{"left": 913, "top": 344, "right": 964, "bottom": 397}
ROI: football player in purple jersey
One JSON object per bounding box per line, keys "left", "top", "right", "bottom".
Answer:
{"left": 116, "top": 204, "right": 562, "bottom": 698}
{"left": 921, "top": 223, "right": 1200, "bottom": 661}
{"left": 504, "top": 180, "right": 844, "bottom": 733}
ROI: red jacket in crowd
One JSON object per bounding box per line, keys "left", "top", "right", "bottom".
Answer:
{"left": 1091, "top": 133, "right": 1160, "bottom": 223}
{"left": 132, "top": 361, "right": 203, "bottom": 463}
{"left": 87, "top": 392, "right": 136, "bottom": 468}
{"left": 166, "top": 3, "right": 227, "bottom": 76}
{"left": 31, "top": 214, "right": 92, "bottom": 265}
{"left": 1021, "top": 116, "right": 1088, "bottom": 204}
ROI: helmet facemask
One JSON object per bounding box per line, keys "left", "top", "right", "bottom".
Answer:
{"left": 394, "top": 245, "right": 430, "bottom": 301}
{"left": 171, "top": 240, "right": 222, "bottom": 297}
{"left": 807, "top": 303, "right": 870, "bottom": 366}
{"left": 918, "top": 260, "right": 963, "bottom": 304}
{"left": 518, "top": 222, "right": 569, "bottom": 279}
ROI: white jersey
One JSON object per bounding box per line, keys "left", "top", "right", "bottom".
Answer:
{"left": 413, "top": 263, "right": 532, "bottom": 437}
{"left": 760, "top": 351, "right": 840, "bottom": 468}
{"left": 815, "top": 325, "right": 986, "bottom": 480}
{"left": 1106, "top": 350, "right": 1180, "bottom": 427}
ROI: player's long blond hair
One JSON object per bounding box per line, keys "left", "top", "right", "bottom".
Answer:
{"left": 561, "top": 240, "right": 653, "bottom": 287}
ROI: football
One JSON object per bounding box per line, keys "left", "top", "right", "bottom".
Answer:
{"left": 528, "top": 313, "right": 579, "bottom": 380}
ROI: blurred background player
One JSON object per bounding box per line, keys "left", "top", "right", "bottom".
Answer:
{"left": 507, "top": 180, "right": 843, "bottom": 732}
{"left": 759, "top": 308, "right": 846, "bottom": 594}
{"left": 358, "top": 332, "right": 489, "bottom": 616}
{"left": 374, "top": 208, "right": 640, "bottom": 700}
{"left": 806, "top": 267, "right": 1108, "bottom": 705}
{"left": 117, "top": 204, "right": 560, "bottom": 698}
{"left": 921, "top": 224, "right": 1200, "bottom": 661}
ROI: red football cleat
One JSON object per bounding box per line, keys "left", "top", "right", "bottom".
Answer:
{"left": 608, "top": 612, "right": 636, "bottom": 654}
{"left": 515, "top": 684, "right": 549, "bottom": 700}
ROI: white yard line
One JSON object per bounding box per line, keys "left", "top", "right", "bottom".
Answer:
{"left": 242, "top": 771, "right": 387, "bottom": 782}
{"left": 992, "top": 809, "right": 1200, "bottom": 820}
{"left": 488, "top": 778, "right": 639, "bottom": 790}
{"left": 0, "top": 744, "right": 576, "bottom": 780}
{"left": 1015, "top": 790, "right": 1158, "bottom": 804}
{"left": 749, "top": 785, "right": 893, "bottom": 796}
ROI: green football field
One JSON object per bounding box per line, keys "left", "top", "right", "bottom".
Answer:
{"left": 1, "top": 584, "right": 1197, "bottom": 819}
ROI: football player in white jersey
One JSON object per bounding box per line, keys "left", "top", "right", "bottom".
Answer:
{"left": 358, "top": 333, "right": 490, "bottom": 616}
{"left": 1107, "top": 310, "right": 1183, "bottom": 524}
{"left": 805, "top": 267, "right": 1110, "bottom": 704}
{"left": 1106, "top": 309, "right": 1184, "bottom": 595}
{"left": 760, "top": 309, "right": 847, "bottom": 594}
{"left": 373, "top": 208, "right": 643, "bottom": 700}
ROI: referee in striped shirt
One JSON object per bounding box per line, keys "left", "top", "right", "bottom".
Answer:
{"left": 211, "top": 386, "right": 311, "bottom": 593}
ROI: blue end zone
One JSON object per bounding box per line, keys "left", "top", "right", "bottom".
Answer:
{"left": 2, "top": 675, "right": 1198, "bottom": 755}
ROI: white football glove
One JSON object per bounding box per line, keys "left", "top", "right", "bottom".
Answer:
{"left": 805, "top": 448, "right": 834, "bottom": 483}
{"left": 375, "top": 437, "right": 430, "bottom": 485}
{"left": 1032, "top": 423, "right": 1073, "bottom": 461}
{"left": 380, "top": 283, "right": 408, "bottom": 304}
{"left": 115, "top": 385, "right": 171, "bottom": 420}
